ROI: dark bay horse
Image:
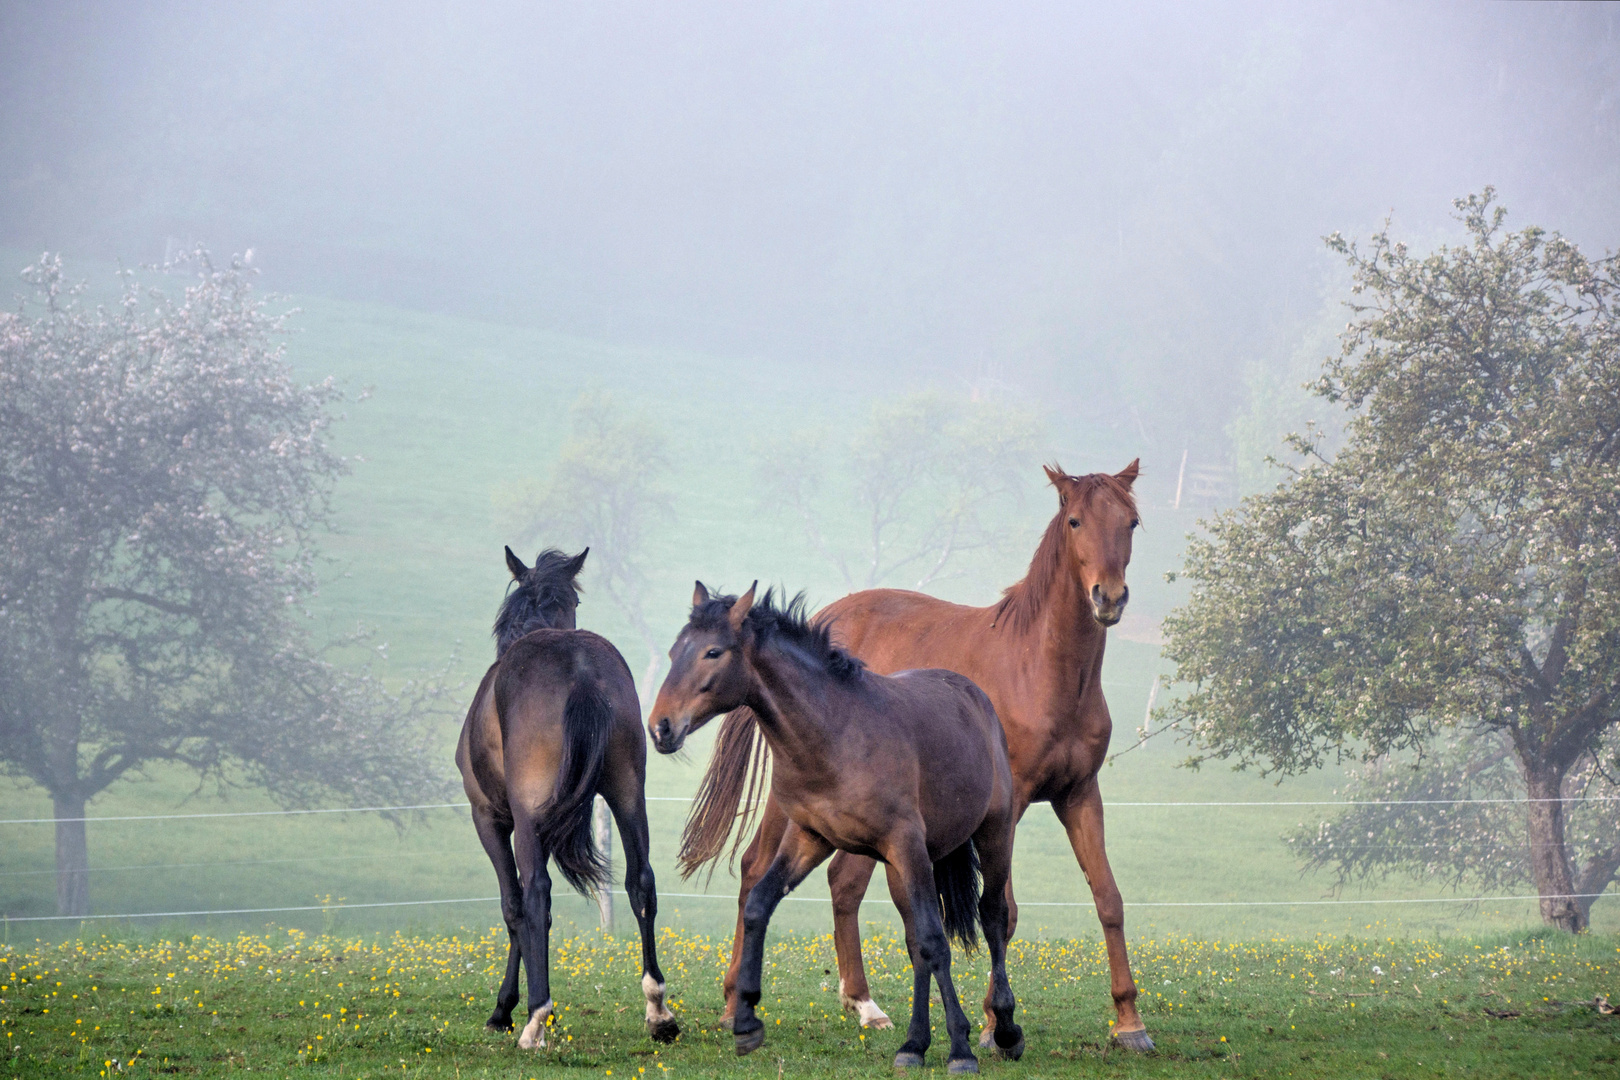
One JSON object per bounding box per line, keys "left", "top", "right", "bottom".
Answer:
{"left": 651, "top": 584, "right": 1023, "bottom": 1073}
{"left": 688, "top": 461, "right": 1153, "bottom": 1051}
{"left": 456, "top": 546, "right": 678, "bottom": 1049}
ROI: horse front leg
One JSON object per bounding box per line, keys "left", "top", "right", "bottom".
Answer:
{"left": 829, "top": 851, "right": 891, "bottom": 1028}
{"left": 721, "top": 794, "right": 788, "bottom": 1029}
{"left": 510, "top": 812, "right": 555, "bottom": 1050}
{"left": 1056, "top": 782, "right": 1152, "bottom": 1052}
{"left": 605, "top": 789, "right": 680, "bottom": 1043}
{"left": 733, "top": 822, "right": 834, "bottom": 1057}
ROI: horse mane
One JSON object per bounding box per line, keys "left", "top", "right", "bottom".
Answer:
{"left": 677, "top": 587, "right": 862, "bottom": 879}
{"left": 493, "top": 548, "right": 584, "bottom": 656}
{"left": 994, "top": 465, "right": 1138, "bottom": 634}
{"left": 690, "top": 587, "right": 866, "bottom": 683}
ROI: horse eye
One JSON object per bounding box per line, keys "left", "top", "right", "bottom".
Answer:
{"left": 704, "top": 647, "right": 724, "bottom": 660}
{"left": 1068, "top": 517, "right": 1080, "bottom": 529}
{"left": 1131, "top": 518, "right": 1140, "bottom": 529}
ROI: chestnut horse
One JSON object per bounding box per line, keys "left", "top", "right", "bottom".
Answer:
{"left": 651, "top": 584, "right": 1023, "bottom": 1073}
{"left": 684, "top": 461, "right": 1152, "bottom": 1051}
{"left": 456, "top": 546, "right": 678, "bottom": 1049}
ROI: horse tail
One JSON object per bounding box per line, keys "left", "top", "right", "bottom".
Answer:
{"left": 532, "top": 677, "right": 613, "bottom": 896}
{"left": 934, "top": 840, "right": 982, "bottom": 955}
{"left": 678, "top": 707, "right": 772, "bottom": 880}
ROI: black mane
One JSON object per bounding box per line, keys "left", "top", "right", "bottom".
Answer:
{"left": 691, "top": 588, "right": 865, "bottom": 682}
{"left": 494, "top": 548, "right": 584, "bottom": 656}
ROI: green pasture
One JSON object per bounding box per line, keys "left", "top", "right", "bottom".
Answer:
{"left": 1, "top": 275, "right": 1616, "bottom": 943}
{"left": 2, "top": 926, "right": 1617, "bottom": 1079}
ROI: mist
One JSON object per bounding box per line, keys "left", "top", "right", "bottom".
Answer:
{"left": 4, "top": 1, "right": 1617, "bottom": 457}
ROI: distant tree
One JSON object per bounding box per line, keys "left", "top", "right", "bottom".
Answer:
{"left": 1160, "top": 192, "right": 1620, "bottom": 931}
{"left": 762, "top": 392, "right": 1042, "bottom": 592}
{"left": 512, "top": 392, "right": 672, "bottom": 691}
{"left": 0, "top": 253, "right": 450, "bottom": 917}
{"left": 1284, "top": 729, "right": 1619, "bottom": 926}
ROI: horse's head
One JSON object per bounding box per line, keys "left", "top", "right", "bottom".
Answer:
{"left": 493, "top": 545, "right": 588, "bottom": 655}
{"left": 1044, "top": 460, "right": 1139, "bottom": 627}
{"left": 650, "top": 581, "right": 757, "bottom": 754}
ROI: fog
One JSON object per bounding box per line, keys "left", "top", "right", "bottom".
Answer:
{"left": 4, "top": 1, "right": 1617, "bottom": 456}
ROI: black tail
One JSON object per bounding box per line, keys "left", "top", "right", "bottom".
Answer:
{"left": 934, "top": 840, "right": 982, "bottom": 955}
{"left": 532, "top": 679, "right": 613, "bottom": 896}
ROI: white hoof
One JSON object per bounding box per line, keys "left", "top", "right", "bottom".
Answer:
{"left": 517, "top": 1001, "right": 553, "bottom": 1049}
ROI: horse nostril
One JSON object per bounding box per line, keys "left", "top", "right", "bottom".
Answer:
{"left": 655, "top": 718, "right": 671, "bottom": 741}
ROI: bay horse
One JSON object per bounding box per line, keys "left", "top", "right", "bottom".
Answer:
{"left": 685, "top": 461, "right": 1153, "bottom": 1051}
{"left": 651, "top": 584, "right": 1024, "bottom": 1073}
{"left": 456, "top": 546, "right": 679, "bottom": 1049}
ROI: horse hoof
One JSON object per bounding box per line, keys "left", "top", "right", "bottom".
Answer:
{"left": 893, "top": 1051, "right": 926, "bottom": 1069}
{"left": 977, "top": 1027, "right": 994, "bottom": 1048}
{"left": 1111, "top": 1028, "right": 1156, "bottom": 1053}
{"left": 995, "top": 1028, "right": 1025, "bottom": 1061}
{"left": 485, "top": 1018, "right": 514, "bottom": 1034}
{"left": 734, "top": 1025, "right": 765, "bottom": 1056}
{"left": 947, "top": 1056, "right": 980, "bottom": 1074}
{"left": 648, "top": 1018, "right": 680, "bottom": 1044}
{"left": 716, "top": 1013, "right": 736, "bottom": 1032}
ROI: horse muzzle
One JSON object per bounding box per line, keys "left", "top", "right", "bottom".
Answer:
{"left": 650, "top": 716, "right": 685, "bottom": 755}
{"left": 1090, "top": 583, "right": 1129, "bottom": 627}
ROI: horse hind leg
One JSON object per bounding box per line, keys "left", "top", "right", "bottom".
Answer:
{"left": 892, "top": 837, "right": 977, "bottom": 1074}
{"left": 510, "top": 811, "right": 555, "bottom": 1050}
{"left": 830, "top": 851, "right": 891, "bottom": 1028}
{"left": 974, "top": 820, "right": 1023, "bottom": 1060}
{"left": 470, "top": 808, "right": 523, "bottom": 1032}
{"left": 977, "top": 878, "right": 1016, "bottom": 1048}
{"left": 605, "top": 785, "right": 680, "bottom": 1044}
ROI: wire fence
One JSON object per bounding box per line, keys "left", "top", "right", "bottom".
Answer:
{"left": 5, "top": 889, "right": 1611, "bottom": 924}
{"left": 4, "top": 794, "right": 1614, "bottom": 926}
{"left": 8, "top": 793, "right": 1619, "bottom": 826}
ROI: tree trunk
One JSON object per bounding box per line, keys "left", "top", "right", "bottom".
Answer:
{"left": 1573, "top": 843, "right": 1620, "bottom": 931}
{"left": 53, "top": 794, "right": 89, "bottom": 918}
{"left": 593, "top": 795, "right": 613, "bottom": 930}
{"left": 1523, "top": 766, "right": 1584, "bottom": 932}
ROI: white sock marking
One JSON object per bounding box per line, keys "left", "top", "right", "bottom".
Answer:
{"left": 517, "top": 1000, "right": 552, "bottom": 1049}
{"left": 642, "top": 973, "right": 675, "bottom": 1026}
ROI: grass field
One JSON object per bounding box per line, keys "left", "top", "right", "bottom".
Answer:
{"left": 2, "top": 926, "right": 1617, "bottom": 1079}
{"left": 1, "top": 267, "right": 1615, "bottom": 943}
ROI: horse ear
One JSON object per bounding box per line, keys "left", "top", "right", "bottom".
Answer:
{"left": 693, "top": 580, "right": 711, "bottom": 608}
{"left": 728, "top": 581, "right": 758, "bottom": 631}
{"left": 1116, "top": 458, "right": 1141, "bottom": 486}
{"left": 1044, "top": 463, "right": 1069, "bottom": 507}
{"left": 504, "top": 545, "right": 527, "bottom": 579}
{"left": 565, "top": 547, "right": 589, "bottom": 578}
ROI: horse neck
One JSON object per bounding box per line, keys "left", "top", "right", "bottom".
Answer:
{"left": 494, "top": 608, "right": 572, "bottom": 659}
{"left": 742, "top": 644, "right": 847, "bottom": 777}
{"left": 1031, "top": 552, "right": 1107, "bottom": 676}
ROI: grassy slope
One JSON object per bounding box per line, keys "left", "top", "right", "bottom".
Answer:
{"left": 1, "top": 282, "right": 1614, "bottom": 941}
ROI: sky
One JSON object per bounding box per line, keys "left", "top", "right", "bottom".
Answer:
{"left": 2, "top": 0, "right": 1618, "bottom": 453}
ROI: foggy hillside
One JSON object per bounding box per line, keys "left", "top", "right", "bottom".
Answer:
{"left": 4, "top": 1, "right": 1617, "bottom": 459}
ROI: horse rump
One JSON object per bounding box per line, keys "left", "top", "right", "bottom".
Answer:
{"left": 933, "top": 840, "right": 982, "bottom": 954}
{"left": 532, "top": 679, "right": 614, "bottom": 896}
